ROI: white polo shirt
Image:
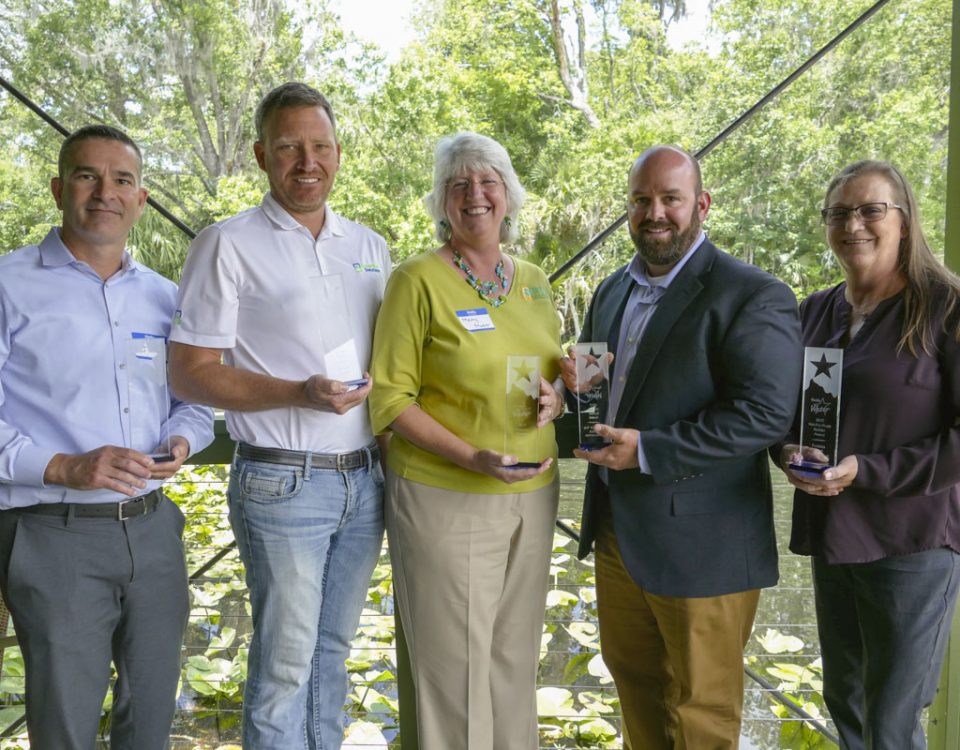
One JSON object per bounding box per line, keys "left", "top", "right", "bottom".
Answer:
{"left": 171, "top": 194, "right": 391, "bottom": 452}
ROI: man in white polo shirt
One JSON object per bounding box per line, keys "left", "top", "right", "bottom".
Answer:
{"left": 168, "top": 82, "right": 391, "bottom": 750}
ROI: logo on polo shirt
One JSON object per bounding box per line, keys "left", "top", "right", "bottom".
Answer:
{"left": 520, "top": 286, "right": 549, "bottom": 301}
{"left": 352, "top": 263, "right": 382, "bottom": 273}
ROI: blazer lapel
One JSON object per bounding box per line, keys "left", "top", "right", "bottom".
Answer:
{"left": 600, "top": 268, "right": 633, "bottom": 358}
{"left": 614, "top": 243, "right": 715, "bottom": 426}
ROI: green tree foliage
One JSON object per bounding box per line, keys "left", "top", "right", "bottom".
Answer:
{"left": 0, "top": 0, "right": 952, "bottom": 316}
{"left": 0, "top": 0, "right": 362, "bottom": 276}
{"left": 698, "top": 0, "right": 950, "bottom": 296}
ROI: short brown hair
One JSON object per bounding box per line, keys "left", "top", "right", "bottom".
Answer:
{"left": 58, "top": 124, "right": 143, "bottom": 180}
{"left": 255, "top": 82, "right": 337, "bottom": 143}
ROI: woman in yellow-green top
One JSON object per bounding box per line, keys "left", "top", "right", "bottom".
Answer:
{"left": 369, "top": 132, "right": 564, "bottom": 750}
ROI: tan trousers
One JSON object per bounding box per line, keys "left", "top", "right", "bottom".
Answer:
{"left": 594, "top": 501, "right": 759, "bottom": 750}
{"left": 386, "top": 471, "right": 559, "bottom": 750}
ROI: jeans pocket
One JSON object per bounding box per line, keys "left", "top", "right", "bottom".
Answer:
{"left": 239, "top": 462, "right": 304, "bottom": 504}
{"left": 370, "top": 461, "right": 385, "bottom": 489}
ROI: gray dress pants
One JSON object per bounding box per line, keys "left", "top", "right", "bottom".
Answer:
{"left": 0, "top": 496, "right": 189, "bottom": 750}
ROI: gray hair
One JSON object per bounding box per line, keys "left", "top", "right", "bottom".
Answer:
{"left": 424, "top": 132, "right": 526, "bottom": 243}
{"left": 255, "top": 82, "right": 337, "bottom": 143}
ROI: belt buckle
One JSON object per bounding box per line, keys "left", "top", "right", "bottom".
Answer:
{"left": 336, "top": 452, "right": 349, "bottom": 472}
{"left": 116, "top": 499, "right": 131, "bottom": 521}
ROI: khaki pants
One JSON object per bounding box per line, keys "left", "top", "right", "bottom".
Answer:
{"left": 386, "top": 471, "right": 559, "bottom": 750}
{"left": 595, "top": 500, "right": 759, "bottom": 750}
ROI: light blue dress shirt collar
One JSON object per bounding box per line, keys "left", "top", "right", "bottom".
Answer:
{"left": 39, "top": 226, "right": 146, "bottom": 277}
{"left": 625, "top": 230, "right": 706, "bottom": 293}
{"left": 609, "top": 230, "right": 707, "bottom": 475}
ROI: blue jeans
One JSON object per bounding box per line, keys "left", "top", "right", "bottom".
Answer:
{"left": 228, "top": 454, "right": 384, "bottom": 750}
{"left": 813, "top": 548, "right": 960, "bottom": 750}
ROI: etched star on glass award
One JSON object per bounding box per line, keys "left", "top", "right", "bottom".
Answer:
{"left": 504, "top": 355, "right": 543, "bottom": 469}
{"left": 125, "top": 333, "right": 173, "bottom": 462}
{"left": 574, "top": 342, "right": 611, "bottom": 451}
{"left": 789, "top": 346, "right": 843, "bottom": 477}
{"left": 313, "top": 273, "right": 367, "bottom": 389}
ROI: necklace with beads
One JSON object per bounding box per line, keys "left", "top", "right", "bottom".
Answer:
{"left": 451, "top": 247, "right": 510, "bottom": 308}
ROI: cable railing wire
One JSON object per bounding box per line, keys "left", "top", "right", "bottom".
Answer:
{"left": 546, "top": 0, "right": 894, "bottom": 285}
{"left": 0, "top": 75, "right": 197, "bottom": 240}
{"left": 0, "top": 3, "right": 897, "bottom": 738}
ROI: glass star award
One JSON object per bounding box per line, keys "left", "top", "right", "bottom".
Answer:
{"left": 504, "top": 355, "right": 543, "bottom": 469}
{"left": 313, "top": 273, "right": 367, "bottom": 389}
{"left": 574, "top": 342, "right": 611, "bottom": 450}
{"left": 790, "top": 346, "right": 843, "bottom": 476}
{"left": 125, "top": 333, "right": 173, "bottom": 462}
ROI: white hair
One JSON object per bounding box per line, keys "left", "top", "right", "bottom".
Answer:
{"left": 424, "top": 132, "right": 526, "bottom": 243}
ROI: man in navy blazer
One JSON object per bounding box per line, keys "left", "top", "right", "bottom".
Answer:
{"left": 562, "top": 146, "right": 802, "bottom": 749}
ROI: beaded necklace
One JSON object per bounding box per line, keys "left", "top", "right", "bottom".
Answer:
{"left": 451, "top": 248, "right": 510, "bottom": 308}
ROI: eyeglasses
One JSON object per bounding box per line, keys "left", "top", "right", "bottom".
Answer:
{"left": 820, "top": 202, "right": 903, "bottom": 226}
{"left": 448, "top": 178, "right": 504, "bottom": 195}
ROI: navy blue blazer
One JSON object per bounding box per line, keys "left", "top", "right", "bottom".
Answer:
{"left": 578, "top": 240, "right": 802, "bottom": 597}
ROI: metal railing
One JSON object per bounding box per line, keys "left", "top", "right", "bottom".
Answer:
{"left": 2, "top": 0, "right": 955, "bottom": 744}
{"left": 0, "top": 455, "right": 842, "bottom": 747}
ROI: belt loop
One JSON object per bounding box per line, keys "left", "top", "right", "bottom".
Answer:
{"left": 65, "top": 502, "right": 77, "bottom": 528}
{"left": 363, "top": 445, "right": 372, "bottom": 469}
{"left": 303, "top": 450, "right": 312, "bottom": 482}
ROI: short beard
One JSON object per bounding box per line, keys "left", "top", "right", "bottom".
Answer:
{"left": 629, "top": 207, "right": 701, "bottom": 269}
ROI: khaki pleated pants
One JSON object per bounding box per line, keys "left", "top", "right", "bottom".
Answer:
{"left": 594, "top": 499, "right": 759, "bottom": 750}
{"left": 386, "top": 470, "right": 559, "bottom": 750}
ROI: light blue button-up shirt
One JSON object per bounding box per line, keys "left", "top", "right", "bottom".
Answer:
{"left": 607, "top": 231, "right": 706, "bottom": 474}
{"left": 0, "top": 228, "right": 214, "bottom": 508}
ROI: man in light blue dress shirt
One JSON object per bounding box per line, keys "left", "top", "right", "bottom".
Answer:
{"left": 0, "top": 125, "right": 213, "bottom": 749}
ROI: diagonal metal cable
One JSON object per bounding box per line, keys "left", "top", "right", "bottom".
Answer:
{"left": 547, "top": 0, "right": 894, "bottom": 284}
{"left": 3, "top": 0, "right": 895, "bottom": 275}
{"left": 0, "top": 75, "right": 197, "bottom": 239}
{"left": 0, "top": 3, "right": 894, "bottom": 739}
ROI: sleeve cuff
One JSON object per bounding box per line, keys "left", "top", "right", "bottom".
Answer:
{"left": 636, "top": 432, "right": 652, "bottom": 474}
{"left": 168, "top": 329, "right": 236, "bottom": 350}
{"left": 13, "top": 444, "right": 58, "bottom": 487}
{"left": 167, "top": 425, "right": 212, "bottom": 458}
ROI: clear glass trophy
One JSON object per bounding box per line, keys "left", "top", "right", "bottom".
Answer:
{"left": 504, "top": 355, "right": 542, "bottom": 469}
{"left": 574, "top": 342, "right": 611, "bottom": 450}
{"left": 790, "top": 346, "right": 843, "bottom": 477}
{"left": 312, "top": 274, "right": 366, "bottom": 388}
{"left": 125, "top": 333, "right": 173, "bottom": 462}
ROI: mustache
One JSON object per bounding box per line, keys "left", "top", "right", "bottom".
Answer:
{"left": 639, "top": 221, "right": 677, "bottom": 231}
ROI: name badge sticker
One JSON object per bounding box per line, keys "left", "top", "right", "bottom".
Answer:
{"left": 131, "top": 331, "right": 166, "bottom": 359}
{"left": 456, "top": 308, "right": 496, "bottom": 332}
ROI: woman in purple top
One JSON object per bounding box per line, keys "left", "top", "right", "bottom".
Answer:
{"left": 775, "top": 160, "right": 960, "bottom": 750}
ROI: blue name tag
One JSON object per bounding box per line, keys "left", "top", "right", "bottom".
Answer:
{"left": 456, "top": 308, "right": 495, "bottom": 332}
